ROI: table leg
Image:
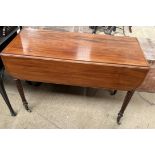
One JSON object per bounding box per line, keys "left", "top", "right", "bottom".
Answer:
{"left": 0, "top": 74, "right": 16, "bottom": 116}
{"left": 110, "top": 90, "right": 117, "bottom": 95}
{"left": 92, "top": 26, "right": 98, "bottom": 34}
{"left": 15, "top": 79, "right": 31, "bottom": 112}
{"left": 117, "top": 90, "right": 135, "bottom": 125}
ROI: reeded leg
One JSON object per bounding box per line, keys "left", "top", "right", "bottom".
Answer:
{"left": 15, "top": 79, "right": 31, "bottom": 112}
{"left": 0, "top": 74, "right": 16, "bottom": 116}
{"left": 117, "top": 90, "right": 135, "bottom": 125}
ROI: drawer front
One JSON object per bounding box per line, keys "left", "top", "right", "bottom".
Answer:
{"left": 2, "top": 55, "right": 148, "bottom": 91}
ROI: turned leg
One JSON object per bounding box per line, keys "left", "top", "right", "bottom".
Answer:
{"left": 15, "top": 79, "right": 31, "bottom": 112}
{"left": 0, "top": 72, "right": 16, "bottom": 116}
{"left": 117, "top": 90, "right": 135, "bottom": 125}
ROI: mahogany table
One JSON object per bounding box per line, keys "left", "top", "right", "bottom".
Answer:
{"left": 1, "top": 28, "right": 149, "bottom": 124}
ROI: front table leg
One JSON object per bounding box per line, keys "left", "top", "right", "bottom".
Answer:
{"left": 117, "top": 90, "right": 135, "bottom": 125}
{"left": 15, "top": 79, "right": 31, "bottom": 112}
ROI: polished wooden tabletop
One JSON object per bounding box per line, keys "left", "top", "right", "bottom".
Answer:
{"left": 1, "top": 28, "right": 149, "bottom": 91}
{"left": 2, "top": 28, "right": 148, "bottom": 67}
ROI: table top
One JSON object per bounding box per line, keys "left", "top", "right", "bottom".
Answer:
{"left": 2, "top": 28, "right": 148, "bottom": 67}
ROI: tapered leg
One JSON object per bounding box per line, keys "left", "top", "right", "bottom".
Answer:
{"left": 0, "top": 75, "right": 16, "bottom": 116}
{"left": 15, "top": 79, "right": 31, "bottom": 112}
{"left": 117, "top": 90, "right": 135, "bottom": 125}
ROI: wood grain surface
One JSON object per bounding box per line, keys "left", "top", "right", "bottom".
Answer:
{"left": 1, "top": 28, "right": 149, "bottom": 91}
{"left": 2, "top": 28, "right": 148, "bottom": 67}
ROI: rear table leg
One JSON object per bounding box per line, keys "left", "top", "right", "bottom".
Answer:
{"left": 117, "top": 90, "right": 135, "bottom": 125}
{"left": 110, "top": 90, "right": 117, "bottom": 95}
{"left": 92, "top": 26, "right": 98, "bottom": 34}
{"left": 15, "top": 79, "right": 31, "bottom": 112}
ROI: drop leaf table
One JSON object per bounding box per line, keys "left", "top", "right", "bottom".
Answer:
{"left": 1, "top": 28, "right": 149, "bottom": 124}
